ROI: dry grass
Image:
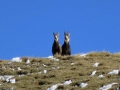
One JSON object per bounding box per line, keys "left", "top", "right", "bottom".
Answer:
{"left": 0, "top": 52, "right": 120, "bottom": 90}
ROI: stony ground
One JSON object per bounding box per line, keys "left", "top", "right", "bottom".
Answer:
{"left": 0, "top": 52, "right": 120, "bottom": 90}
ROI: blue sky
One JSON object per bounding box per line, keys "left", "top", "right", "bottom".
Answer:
{"left": 0, "top": 0, "right": 120, "bottom": 60}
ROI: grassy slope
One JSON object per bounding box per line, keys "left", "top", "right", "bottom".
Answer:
{"left": 0, "top": 52, "right": 120, "bottom": 90}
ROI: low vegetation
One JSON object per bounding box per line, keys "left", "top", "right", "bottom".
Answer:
{"left": 0, "top": 52, "right": 120, "bottom": 90}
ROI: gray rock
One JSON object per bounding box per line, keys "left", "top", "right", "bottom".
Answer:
{"left": 2, "top": 88, "right": 7, "bottom": 90}
{"left": 10, "top": 87, "right": 14, "bottom": 90}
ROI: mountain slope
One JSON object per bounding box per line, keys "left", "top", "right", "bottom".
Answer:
{"left": 0, "top": 52, "right": 120, "bottom": 90}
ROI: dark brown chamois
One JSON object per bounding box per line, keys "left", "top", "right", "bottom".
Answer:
{"left": 62, "top": 32, "right": 71, "bottom": 55}
{"left": 52, "top": 32, "right": 62, "bottom": 56}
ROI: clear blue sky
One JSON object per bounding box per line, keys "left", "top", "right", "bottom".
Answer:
{"left": 0, "top": 0, "right": 120, "bottom": 60}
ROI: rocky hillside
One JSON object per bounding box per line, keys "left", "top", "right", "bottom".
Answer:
{"left": 0, "top": 52, "right": 120, "bottom": 90}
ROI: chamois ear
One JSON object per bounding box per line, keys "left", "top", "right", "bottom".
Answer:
{"left": 64, "top": 32, "right": 66, "bottom": 35}
{"left": 57, "top": 32, "right": 59, "bottom": 36}
{"left": 68, "top": 32, "right": 70, "bottom": 36}
{"left": 53, "top": 32, "right": 55, "bottom": 35}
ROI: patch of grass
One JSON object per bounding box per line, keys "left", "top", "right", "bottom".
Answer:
{"left": 0, "top": 52, "right": 120, "bottom": 90}
{"left": 87, "top": 52, "right": 111, "bottom": 57}
{"left": 2, "top": 70, "right": 14, "bottom": 75}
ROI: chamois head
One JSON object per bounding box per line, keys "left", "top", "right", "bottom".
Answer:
{"left": 64, "top": 32, "right": 70, "bottom": 43}
{"left": 53, "top": 32, "right": 59, "bottom": 42}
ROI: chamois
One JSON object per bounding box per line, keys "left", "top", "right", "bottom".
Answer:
{"left": 62, "top": 32, "right": 71, "bottom": 55}
{"left": 52, "top": 32, "right": 62, "bottom": 56}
